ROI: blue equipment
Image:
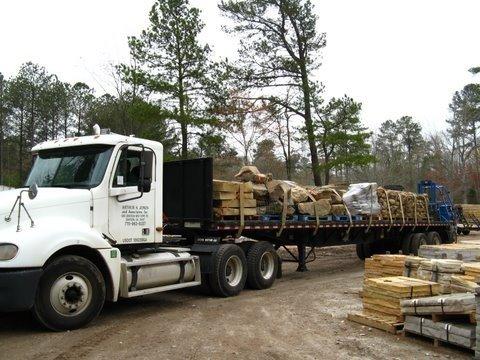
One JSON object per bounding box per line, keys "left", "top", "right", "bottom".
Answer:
{"left": 417, "top": 180, "right": 457, "bottom": 224}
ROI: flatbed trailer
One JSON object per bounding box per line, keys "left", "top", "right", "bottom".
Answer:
{"left": 163, "top": 158, "right": 456, "bottom": 271}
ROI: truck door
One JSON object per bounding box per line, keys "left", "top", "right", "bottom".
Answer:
{"left": 108, "top": 145, "right": 156, "bottom": 244}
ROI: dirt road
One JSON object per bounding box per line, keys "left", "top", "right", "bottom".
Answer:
{"left": 0, "top": 245, "right": 472, "bottom": 359}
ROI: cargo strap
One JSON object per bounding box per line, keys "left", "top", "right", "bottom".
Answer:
{"left": 365, "top": 186, "right": 374, "bottom": 234}
{"left": 236, "top": 183, "right": 245, "bottom": 238}
{"left": 398, "top": 192, "right": 406, "bottom": 232}
{"left": 276, "top": 187, "right": 289, "bottom": 237}
{"left": 412, "top": 193, "right": 418, "bottom": 232}
{"left": 313, "top": 203, "right": 320, "bottom": 236}
{"left": 380, "top": 188, "right": 393, "bottom": 228}
{"left": 424, "top": 196, "right": 431, "bottom": 230}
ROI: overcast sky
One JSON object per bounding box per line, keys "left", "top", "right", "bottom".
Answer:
{"left": 1, "top": 0, "right": 479, "bottom": 134}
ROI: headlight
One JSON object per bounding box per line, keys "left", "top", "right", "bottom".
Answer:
{"left": 0, "top": 244, "right": 18, "bottom": 260}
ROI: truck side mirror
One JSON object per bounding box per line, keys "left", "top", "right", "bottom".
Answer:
{"left": 137, "top": 149, "right": 153, "bottom": 194}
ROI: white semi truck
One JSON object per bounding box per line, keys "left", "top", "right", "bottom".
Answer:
{"left": 0, "top": 127, "right": 455, "bottom": 331}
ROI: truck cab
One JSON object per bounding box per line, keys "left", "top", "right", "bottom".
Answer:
{"left": 0, "top": 129, "right": 274, "bottom": 331}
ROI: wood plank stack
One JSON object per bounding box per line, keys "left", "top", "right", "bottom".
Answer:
{"left": 403, "top": 256, "right": 423, "bottom": 278}
{"left": 419, "top": 244, "right": 480, "bottom": 262}
{"left": 362, "top": 277, "right": 440, "bottom": 322}
{"left": 416, "top": 259, "right": 464, "bottom": 294}
{"left": 404, "top": 315, "right": 476, "bottom": 349}
{"left": 377, "top": 188, "right": 429, "bottom": 220}
{"left": 213, "top": 180, "right": 257, "bottom": 217}
{"left": 349, "top": 276, "right": 441, "bottom": 333}
{"left": 364, "top": 255, "right": 407, "bottom": 279}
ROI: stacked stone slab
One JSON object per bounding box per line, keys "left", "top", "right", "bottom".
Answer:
{"left": 416, "top": 259, "right": 464, "bottom": 294}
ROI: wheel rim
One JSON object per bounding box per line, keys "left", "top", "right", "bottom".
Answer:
{"left": 259, "top": 252, "right": 275, "bottom": 280}
{"left": 225, "top": 255, "right": 243, "bottom": 287}
{"left": 50, "top": 272, "right": 92, "bottom": 316}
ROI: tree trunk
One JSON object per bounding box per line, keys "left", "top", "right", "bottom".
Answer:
{"left": 300, "top": 65, "right": 321, "bottom": 186}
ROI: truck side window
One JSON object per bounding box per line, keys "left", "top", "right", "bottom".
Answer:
{"left": 113, "top": 148, "right": 153, "bottom": 187}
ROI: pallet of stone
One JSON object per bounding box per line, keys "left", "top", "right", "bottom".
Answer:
{"left": 419, "top": 243, "right": 480, "bottom": 262}
{"left": 401, "top": 293, "right": 475, "bottom": 316}
{"left": 451, "top": 275, "right": 480, "bottom": 293}
{"left": 404, "top": 315, "right": 476, "bottom": 350}
{"left": 364, "top": 254, "right": 407, "bottom": 279}
{"left": 403, "top": 256, "right": 423, "bottom": 278}
{"left": 462, "top": 262, "right": 480, "bottom": 280}
{"left": 416, "top": 259, "right": 464, "bottom": 294}
{"left": 348, "top": 276, "right": 441, "bottom": 333}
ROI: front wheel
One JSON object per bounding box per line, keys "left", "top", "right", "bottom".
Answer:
{"left": 33, "top": 255, "right": 106, "bottom": 331}
{"left": 246, "top": 242, "right": 278, "bottom": 290}
{"left": 209, "top": 244, "right": 247, "bottom": 297}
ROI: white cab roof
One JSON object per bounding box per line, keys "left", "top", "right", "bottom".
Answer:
{"left": 32, "top": 133, "right": 163, "bottom": 152}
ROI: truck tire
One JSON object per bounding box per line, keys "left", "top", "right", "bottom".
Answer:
{"left": 356, "top": 243, "right": 366, "bottom": 260}
{"left": 462, "top": 229, "right": 471, "bottom": 236}
{"left": 209, "top": 244, "right": 247, "bottom": 297}
{"left": 426, "top": 231, "right": 441, "bottom": 245}
{"left": 410, "top": 233, "right": 428, "bottom": 256}
{"left": 33, "top": 255, "right": 106, "bottom": 331}
{"left": 246, "top": 242, "right": 278, "bottom": 290}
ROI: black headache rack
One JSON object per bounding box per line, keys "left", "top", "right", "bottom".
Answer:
{"left": 163, "top": 157, "right": 213, "bottom": 229}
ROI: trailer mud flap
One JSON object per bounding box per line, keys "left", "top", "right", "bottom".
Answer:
{"left": 189, "top": 244, "right": 221, "bottom": 275}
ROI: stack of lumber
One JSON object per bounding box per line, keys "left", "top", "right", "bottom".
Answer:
{"left": 416, "top": 259, "right": 464, "bottom": 293}
{"left": 400, "top": 293, "right": 475, "bottom": 316}
{"left": 404, "top": 315, "right": 476, "bottom": 350}
{"left": 419, "top": 244, "right": 480, "bottom": 262}
{"left": 403, "top": 256, "right": 423, "bottom": 278}
{"left": 364, "top": 254, "right": 407, "bottom": 279}
{"left": 451, "top": 275, "right": 480, "bottom": 293}
{"left": 348, "top": 276, "right": 440, "bottom": 333}
{"left": 213, "top": 180, "right": 257, "bottom": 217}
{"left": 377, "top": 188, "right": 429, "bottom": 221}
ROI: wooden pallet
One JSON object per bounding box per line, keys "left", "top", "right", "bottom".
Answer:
{"left": 347, "top": 313, "right": 404, "bottom": 334}
{"left": 403, "top": 329, "right": 475, "bottom": 351}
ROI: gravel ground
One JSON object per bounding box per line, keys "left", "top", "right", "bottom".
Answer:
{"left": 0, "top": 240, "right": 476, "bottom": 360}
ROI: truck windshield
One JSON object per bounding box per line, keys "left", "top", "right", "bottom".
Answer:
{"left": 25, "top": 145, "right": 114, "bottom": 189}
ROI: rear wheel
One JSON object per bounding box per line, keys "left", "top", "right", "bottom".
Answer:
{"left": 246, "top": 242, "right": 278, "bottom": 290}
{"left": 410, "top": 233, "right": 428, "bottom": 256}
{"left": 33, "top": 255, "right": 105, "bottom": 331}
{"left": 426, "top": 231, "right": 441, "bottom": 245}
{"left": 462, "top": 229, "right": 471, "bottom": 236}
{"left": 209, "top": 244, "right": 247, "bottom": 297}
{"left": 356, "top": 243, "right": 366, "bottom": 260}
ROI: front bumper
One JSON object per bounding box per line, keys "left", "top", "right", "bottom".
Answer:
{"left": 0, "top": 268, "right": 42, "bottom": 312}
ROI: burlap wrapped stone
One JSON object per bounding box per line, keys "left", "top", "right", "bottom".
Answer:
{"left": 235, "top": 166, "right": 271, "bottom": 184}
{"left": 266, "top": 180, "right": 311, "bottom": 204}
{"left": 297, "top": 199, "right": 331, "bottom": 216}
{"left": 307, "top": 187, "right": 343, "bottom": 204}
{"left": 257, "top": 201, "right": 295, "bottom": 216}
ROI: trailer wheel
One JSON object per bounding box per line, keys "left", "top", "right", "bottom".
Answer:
{"left": 462, "top": 229, "right": 471, "bottom": 236}
{"left": 426, "top": 231, "right": 441, "bottom": 245}
{"left": 246, "top": 242, "right": 278, "bottom": 290}
{"left": 209, "top": 244, "right": 247, "bottom": 297}
{"left": 356, "top": 243, "right": 366, "bottom": 260}
{"left": 33, "top": 255, "right": 105, "bottom": 331}
{"left": 410, "top": 233, "right": 428, "bottom": 256}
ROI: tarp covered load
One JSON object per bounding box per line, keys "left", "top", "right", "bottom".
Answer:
{"left": 342, "top": 183, "right": 380, "bottom": 216}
